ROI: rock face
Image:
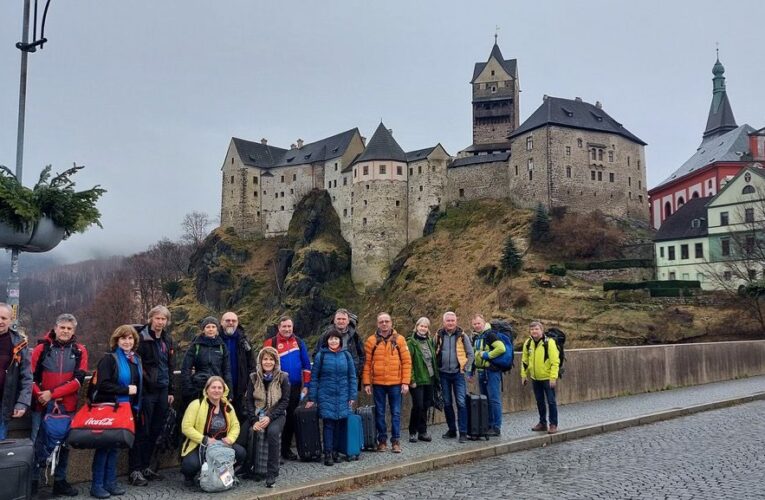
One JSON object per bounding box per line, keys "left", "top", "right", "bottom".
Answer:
{"left": 190, "top": 229, "right": 250, "bottom": 311}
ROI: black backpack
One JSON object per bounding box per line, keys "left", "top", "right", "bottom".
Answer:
{"left": 543, "top": 328, "right": 566, "bottom": 378}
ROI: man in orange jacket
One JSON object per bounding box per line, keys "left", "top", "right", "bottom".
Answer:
{"left": 362, "top": 312, "right": 412, "bottom": 453}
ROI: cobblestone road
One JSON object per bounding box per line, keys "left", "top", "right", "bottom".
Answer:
{"left": 332, "top": 400, "right": 765, "bottom": 500}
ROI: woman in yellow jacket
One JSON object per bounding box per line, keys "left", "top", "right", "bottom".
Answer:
{"left": 180, "top": 376, "right": 245, "bottom": 487}
{"left": 521, "top": 321, "right": 560, "bottom": 434}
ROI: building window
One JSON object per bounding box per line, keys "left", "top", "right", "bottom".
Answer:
{"left": 335, "top": 162, "right": 338, "bottom": 171}
{"left": 419, "top": 185, "right": 423, "bottom": 192}
{"left": 680, "top": 244, "right": 689, "bottom": 260}
{"left": 743, "top": 185, "right": 756, "bottom": 195}
{"left": 664, "top": 201, "right": 672, "bottom": 217}
{"left": 639, "top": 195, "right": 643, "bottom": 203}
{"left": 627, "top": 156, "right": 631, "bottom": 166}
{"left": 526, "top": 136, "right": 533, "bottom": 150}
{"left": 577, "top": 138, "right": 583, "bottom": 148}
{"left": 254, "top": 191, "right": 258, "bottom": 197}
{"left": 290, "top": 189, "right": 294, "bottom": 194}
{"left": 459, "top": 188, "right": 465, "bottom": 198}
{"left": 660, "top": 247, "right": 664, "bottom": 258}
{"left": 363, "top": 165, "right": 369, "bottom": 176}
{"left": 366, "top": 185, "right": 370, "bottom": 190}
{"left": 677, "top": 196, "right": 685, "bottom": 207}
{"left": 231, "top": 158, "right": 234, "bottom": 165}
{"left": 637, "top": 160, "right": 641, "bottom": 171}
{"left": 280, "top": 175, "right": 285, "bottom": 183}
{"left": 379, "top": 165, "right": 386, "bottom": 175}
{"left": 628, "top": 177, "right": 631, "bottom": 186}
{"left": 590, "top": 149, "right": 597, "bottom": 161}
{"left": 333, "top": 180, "right": 337, "bottom": 188}
{"left": 395, "top": 200, "right": 400, "bottom": 207}
{"left": 708, "top": 179, "right": 713, "bottom": 189}
{"left": 566, "top": 146, "right": 571, "bottom": 156}
{"left": 230, "top": 175, "right": 234, "bottom": 184}
{"left": 638, "top": 180, "right": 642, "bottom": 190}
{"left": 418, "top": 165, "right": 422, "bottom": 174}
{"left": 720, "top": 212, "right": 729, "bottom": 226}
{"left": 343, "top": 208, "right": 347, "bottom": 217}
{"left": 745, "top": 235, "right": 755, "bottom": 254}
{"left": 745, "top": 208, "right": 755, "bottom": 223}
{"left": 527, "top": 158, "right": 534, "bottom": 171}
{"left": 281, "top": 191, "right": 285, "bottom": 197}
{"left": 274, "top": 193, "right": 278, "bottom": 199}
{"left": 409, "top": 167, "right": 413, "bottom": 176}
{"left": 682, "top": 273, "right": 689, "bottom": 280}
{"left": 328, "top": 181, "right": 331, "bottom": 189}
{"left": 515, "top": 165, "right": 518, "bottom": 176}
{"left": 723, "top": 271, "right": 732, "bottom": 281}
{"left": 491, "top": 86, "right": 497, "bottom": 93}
{"left": 721, "top": 238, "right": 730, "bottom": 256}
{"left": 363, "top": 200, "right": 367, "bottom": 206}
{"left": 597, "top": 149, "right": 603, "bottom": 161}
{"left": 566, "top": 166, "right": 572, "bottom": 178}
{"left": 668, "top": 246, "right": 676, "bottom": 260}
{"left": 363, "top": 218, "right": 367, "bottom": 226}
{"left": 280, "top": 205, "right": 284, "bottom": 211}
{"left": 695, "top": 243, "right": 703, "bottom": 258}
{"left": 608, "top": 151, "right": 614, "bottom": 162}
{"left": 343, "top": 177, "right": 347, "bottom": 186}
{"left": 529, "top": 170, "right": 533, "bottom": 181}
{"left": 609, "top": 172, "right": 614, "bottom": 182}
{"left": 591, "top": 170, "right": 596, "bottom": 181}
{"left": 669, "top": 271, "right": 676, "bottom": 280}
{"left": 597, "top": 171, "right": 603, "bottom": 181}
{"left": 397, "top": 166, "right": 403, "bottom": 175}
{"left": 253, "top": 176, "right": 258, "bottom": 184}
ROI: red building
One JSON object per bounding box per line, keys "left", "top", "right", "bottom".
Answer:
{"left": 648, "top": 57, "right": 765, "bottom": 229}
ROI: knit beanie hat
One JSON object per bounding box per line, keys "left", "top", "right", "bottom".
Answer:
{"left": 200, "top": 316, "right": 220, "bottom": 329}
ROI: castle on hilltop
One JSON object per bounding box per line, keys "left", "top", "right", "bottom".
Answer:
{"left": 220, "top": 42, "right": 649, "bottom": 289}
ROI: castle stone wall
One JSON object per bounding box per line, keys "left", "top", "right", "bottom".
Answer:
{"left": 261, "top": 163, "right": 318, "bottom": 236}
{"left": 220, "top": 141, "right": 262, "bottom": 237}
{"left": 445, "top": 160, "right": 510, "bottom": 203}
{"left": 407, "top": 148, "right": 450, "bottom": 241}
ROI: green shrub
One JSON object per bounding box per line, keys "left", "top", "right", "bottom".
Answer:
{"left": 546, "top": 264, "right": 567, "bottom": 276}
{"left": 604, "top": 280, "right": 701, "bottom": 292}
{"left": 565, "top": 259, "right": 653, "bottom": 270}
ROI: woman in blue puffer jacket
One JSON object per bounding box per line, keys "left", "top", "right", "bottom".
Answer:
{"left": 306, "top": 328, "right": 357, "bottom": 466}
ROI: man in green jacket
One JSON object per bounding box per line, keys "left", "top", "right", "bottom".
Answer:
{"left": 521, "top": 321, "right": 560, "bottom": 434}
{"left": 471, "top": 314, "right": 506, "bottom": 436}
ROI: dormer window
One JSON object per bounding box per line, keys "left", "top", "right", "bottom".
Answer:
{"left": 691, "top": 219, "right": 701, "bottom": 228}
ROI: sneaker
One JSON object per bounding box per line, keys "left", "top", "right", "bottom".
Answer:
{"left": 281, "top": 450, "right": 298, "bottom": 461}
{"left": 458, "top": 434, "right": 468, "bottom": 443}
{"left": 531, "top": 422, "right": 548, "bottom": 432}
{"left": 488, "top": 427, "right": 502, "bottom": 437}
{"left": 142, "top": 467, "right": 164, "bottom": 481}
{"left": 418, "top": 433, "right": 432, "bottom": 442}
{"left": 548, "top": 425, "right": 558, "bottom": 434}
{"left": 324, "top": 454, "right": 334, "bottom": 466}
{"left": 376, "top": 441, "right": 388, "bottom": 452}
{"left": 332, "top": 452, "right": 341, "bottom": 463}
{"left": 128, "top": 471, "right": 148, "bottom": 487}
{"left": 90, "top": 486, "right": 111, "bottom": 499}
{"left": 391, "top": 441, "right": 402, "bottom": 453}
{"left": 53, "top": 479, "right": 78, "bottom": 497}
{"left": 409, "top": 434, "right": 418, "bottom": 443}
{"left": 265, "top": 475, "right": 276, "bottom": 488}
{"left": 442, "top": 430, "right": 457, "bottom": 439}
{"left": 105, "top": 483, "right": 126, "bottom": 496}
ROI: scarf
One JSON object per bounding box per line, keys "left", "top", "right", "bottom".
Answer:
{"left": 115, "top": 348, "right": 142, "bottom": 410}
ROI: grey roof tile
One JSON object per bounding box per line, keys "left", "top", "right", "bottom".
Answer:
{"left": 406, "top": 146, "right": 437, "bottom": 162}
{"left": 231, "top": 138, "right": 288, "bottom": 169}
{"left": 449, "top": 152, "right": 510, "bottom": 169}
{"left": 654, "top": 196, "right": 710, "bottom": 242}
{"left": 354, "top": 123, "right": 407, "bottom": 164}
{"left": 275, "top": 128, "right": 359, "bottom": 167}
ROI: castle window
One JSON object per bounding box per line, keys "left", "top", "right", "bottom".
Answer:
{"left": 529, "top": 170, "right": 533, "bottom": 181}
{"left": 566, "top": 166, "right": 571, "bottom": 178}
{"left": 745, "top": 207, "right": 755, "bottom": 223}
{"left": 668, "top": 246, "right": 676, "bottom": 260}
{"left": 343, "top": 208, "right": 347, "bottom": 217}
{"left": 266, "top": 224, "right": 269, "bottom": 230}
{"left": 743, "top": 185, "right": 755, "bottom": 195}
{"left": 351, "top": 192, "right": 354, "bottom": 198}
{"left": 639, "top": 180, "right": 642, "bottom": 189}
{"left": 432, "top": 165, "right": 436, "bottom": 172}
{"left": 721, "top": 238, "right": 730, "bottom": 256}
{"left": 639, "top": 195, "right": 643, "bottom": 203}
{"left": 253, "top": 176, "right": 258, "bottom": 185}
{"left": 629, "top": 192, "right": 632, "bottom": 199}
{"left": 366, "top": 185, "right": 370, "bottom": 190}
{"left": 343, "top": 177, "right": 347, "bottom": 186}
{"left": 396, "top": 200, "right": 400, "bottom": 207}
{"left": 281, "top": 175, "right": 285, "bottom": 183}
{"left": 281, "top": 191, "right": 285, "bottom": 197}
{"left": 591, "top": 171, "right": 596, "bottom": 181}
{"left": 526, "top": 136, "right": 533, "bottom": 151}
{"left": 257, "top": 211, "right": 260, "bottom": 216}
{"left": 335, "top": 163, "right": 338, "bottom": 171}
{"left": 231, "top": 158, "right": 234, "bottom": 165}
{"left": 566, "top": 146, "right": 571, "bottom": 156}
{"left": 491, "top": 86, "right": 497, "bottom": 93}
{"left": 491, "top": 70, "right": 495, "bottom": 76}
{"left": 419, "top": 185, "right": 423, "bottom": 192}
{"left": 397, "top": 166, "right": 403, "bottom": 176}
{"left": 363, "top": 165, "right": 369, "bottom": 176}
{"left": 293, "top": 174, "right": 297, "bottom": 181}
{"left": 577, "top": 138, "right": 583, "bottom": 148}
{"left": 364, "top": 200, "right": 368, "bottom": 206}
{"left": 515, "top": 165, "right": 519, "bottom": 176}
{"left": 409, "top": 167, "right": 413, "bottom": 176}
{"left": 274, "top": 193, "right": 278, "bottom": 198}
{"left": 597, "top": 149, "right": 603, "bottom": 161}
{"left": 351, "top": 208, "right": 354, "bottom": 215}
{"left": 280, "top": 206, "right": 284, "bottom": 211}
{"left": 354, "top": 168, "right": 357, "bottom": 178}
{"left": 527, "top": 158, "right": 533, "bottom": 170}
{"left": 608, "top": 151, "right": 614, "bottom": 162}
{"left": 254, "top": 191, "right": 258, "bottom": 197}
{"left": 627, "top": 156, "right": 631, "bottom": 166}
{"left": 637, "top": 160, "right": 641, "bottom": 171}
{"left": 418, "top": 165, "right": 422, "bottom": 174}
{"left": 459, "top": 188, "right": 465, "bottom": 198}
{"left": 263, "top": 190, "right": 267, "bottom": 195}
{"left": 609, "top": 172, "right": 614, "bottom": 182}
{"left": 363, "top": 218, "right": 367, "bottom": 226}
{"left": 380, "top": 165, "right": 386, "bottom": 175}
{"left": 328, "top": 181, "right": 331, "bottom": 189}
{"left": 333, "top": 180, "right": 337, "bottom": 188}
{"left": 597, "top": 171, "right": 602, "bottom": 181}
{"left": 590, "top": 149, "right": 597, "bottom": 161}
{"left": 290, "top": 189, "right": 294, "bottom": 194}
{"left": 230, "top": 176, "right": 234, "bottom": 184}
{"left": 628, "top": 177, "right": 631, "bottom": 186}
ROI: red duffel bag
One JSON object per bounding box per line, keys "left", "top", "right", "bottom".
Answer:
{"left": 67, "top": 402, "right": 135, "bottom": 449}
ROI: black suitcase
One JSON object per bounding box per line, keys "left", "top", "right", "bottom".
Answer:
{"left": 467, "top": 394, "right": 490, "bottom": 441}
{"left": 0, "top": 439, "right": 34, "bottom": 500}
{"left": 245, "top": 427, "right": 269, "bottom": 478}
{"left": 355, "top": 405, "right": 376, "bottom": 450}
{"left": 293, "top": 405, "right": 322, "bottom": 461}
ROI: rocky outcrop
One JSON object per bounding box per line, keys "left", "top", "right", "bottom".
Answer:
{"left": 190, "top": 229, "right": 250, "bottom": 311}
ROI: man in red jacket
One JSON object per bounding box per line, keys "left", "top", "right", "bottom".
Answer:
{"left": 30, "top": 313, "right": 88, "bottom": 497}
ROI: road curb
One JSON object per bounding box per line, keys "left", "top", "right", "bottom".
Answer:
{"left": 246, "top": 391, "right": 765, "bottom": 500}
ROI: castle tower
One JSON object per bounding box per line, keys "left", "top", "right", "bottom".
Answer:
{"left": 702, "top": 53, "right": 737, "bottom": 140}
{"left": 466, "top": 41, "right": 519, "bottom": 154}
{"left": 350, "top": 123, "right": 409, "bottom": 289}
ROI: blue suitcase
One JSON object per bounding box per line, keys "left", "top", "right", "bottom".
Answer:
{"left": 338, "top": 413, "right": 362, "bottom": 460}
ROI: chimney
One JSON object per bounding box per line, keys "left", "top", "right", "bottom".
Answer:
{"left": 361, "top": 136, "right": 367, "bottom": 146}
{"left": 595, "top": 101, "right": 602, "bottom": 109}
{"left": 543, "top": 94, "right": 548, "bottom": 101}
{"left": 290, "top": 143, "right": 297, "bottom": 150}
{"left": 388, "top": 129, "right": 393, "bottom": 136}
{"left": 296, "top": 138, "right": 304, "bottom": 148}
{"left": 260, "top": 138, "right": 268, "bottom": 145}
{"left": 575, "top": 96, "right": 582, "bottom": 102}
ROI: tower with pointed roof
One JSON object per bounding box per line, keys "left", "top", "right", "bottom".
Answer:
{"left": 465, "top": 41, "right": 519, "bottom": 155}
{"left": 350, "top": 123, "right": 409, "bottom": 288}
{"left": 703, "top": 54, "right": 738, "bottom": 140}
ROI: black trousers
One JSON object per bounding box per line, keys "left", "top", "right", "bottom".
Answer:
{"left": 408, "top": 384, "right": 434, "bottom": 435}
{"left": 180, "top": 443, "right": 246, "bottom": 478}
{"left": 280, "top": 384, "right": 302, "bottom": 456}
{"left": 129, "top": 388, "right": 169, "bottom": 472}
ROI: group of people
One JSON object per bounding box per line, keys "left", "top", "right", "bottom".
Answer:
{"left": 0, "top": 301, "right": 561, "bottom": 498}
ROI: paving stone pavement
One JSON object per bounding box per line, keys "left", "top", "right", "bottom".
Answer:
{"left": 332, "top": 400, "right": 765, "bottom": 500}
{"left": 41, "top": 375, "right": 765, "bottom": 499}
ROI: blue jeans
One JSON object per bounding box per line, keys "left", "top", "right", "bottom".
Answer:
{"left": 532, "top": 379, "right": 558, "bottom": 426}
{"left": 479, "top": 369, "right": 503, "bottom": 430}
{"left": 372, "top": 385, "right": 402, "bottom": 443}
{"left": 32, "top": 405, "right": 73, "bottom": 481}
{"left": 322, "top": 417, "right": 345, "bottom": 454}
{"left": 92, "top": 447, "right": 119, "bottom": 490}
{"left": 439, "top": 371, "right": 467, "bottom": 434}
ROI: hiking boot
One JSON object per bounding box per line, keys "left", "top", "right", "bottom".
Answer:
{"left": 265, "top": 475, "right": 276, "bottom": 488}
{"left": 89, "top": 486, "right": 110, "bottom": 499}
{"left": 442, "top": 430, "right": 457, "bottom": 439}
{"left": 105, "top": 483, "right": 126, "bottom": 496}
{"left": 128, "top": 471, "right": 148, "bottom": 486}
{"left": 281, "top": 450, "right": 298, "bottom": 461}
{"left": 409, "top": 434, "right": 418, "bottom": 443}
{"left": 458, "top": 434, "right": 468, "bottom": 443}
{"left": 391, "top": 441, "right": 402, "bottom": 453}
{"left": 142, "top": 467, "right": 164, "bottom": 481}
{"left": 376, "top": 441, "right": 388, "bottom": 452}
{"left": 332, "top": 452, "right": 341, "bottom": 463}
{"left": 531, "top": 422, "right": 548, "bottom": 432}
{"left": 53, "top": 479, "right": 78, "bottom": 497}
{"left": 183, "top": 475, "right": 196, "bottom": 488}
{"left": 324, "top": 453, "right": 334, "bottom": 466}
{"left": 418, "top": 433, "right": 432, "bottom": 442}
{"left": 548, "top": 425, "right": 558, "bottom": 434}
{"left": 489, "top": 427, "right": 502, "bottom": 437}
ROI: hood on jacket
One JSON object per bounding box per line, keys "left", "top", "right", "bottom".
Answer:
{"left": 319, "top": 331, "right": 345, "bottom": 350}
{"left": 255, "top": 346, "right": 282, "bottom": 378}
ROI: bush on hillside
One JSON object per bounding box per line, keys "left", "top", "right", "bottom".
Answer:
{"left": 548, "top": 211, "right": 624, "bottom": 260}
{"left": 500, "top": 236, "right": 523, "bottom": 275}
{"left": 530, "top": 202, "right": 551, "bottom": 245}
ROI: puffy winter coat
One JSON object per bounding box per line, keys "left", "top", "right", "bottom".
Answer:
{"left": 361, "top": 331, "right": 412, "bottom": 387}
{"left": 181, "top": 334, "right": 232, "bottom": 400}
{"left": 308, "top": 347, "right": 357, "bottom": 420}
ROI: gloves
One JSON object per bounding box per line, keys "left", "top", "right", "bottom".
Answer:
{"left": 481, "top": 352, "right": 490, "bottom": 361}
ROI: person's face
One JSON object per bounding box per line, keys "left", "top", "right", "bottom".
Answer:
{"left": 416, "top": 323, "right": 429, "bottom": 335}
{"left": 203, "top": 323, "right": 219, "bottom": 337}
{"left": 118, "top": 335, "right": 135, "bottom": 352}
{"left": 221, "top": 313, "right": 238, "bottom": 335}
{"left": 530, "top": 324, "right": 544, "bottom": 340}
{"left": 278, "top": 320, "right": 293, "bottom": 337}
{"left": 0, "top": 307, "right": 12, "bottom": 334}
{"left": 207, "top": 381, "right": 224, "bottom": 401}
{"left": 334, "top": 313, "right": 349, "bottom": 331}
{"left": 54, "top": 321, "right": 76, "bottom": 343}
{"left": 471, "top": 317, "right": 485, "bottom": 333}
{"left": 377, "top": 315, "right": 392, "bottom": 333}
{"left": 327, "top": 336, "right": 341, "bottom": 349}
{"left": 443, "top": 314, "right": 457, "bottom": 331}
{"left": 261, "top": 354, "right": 276, "bottom": 372}
{"left": 150, "top": 314, "right": 168, "bottom": 332}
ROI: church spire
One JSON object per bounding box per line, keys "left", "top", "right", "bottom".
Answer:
{"left": 703, "top": 52, "right": 737, "bottom": 140}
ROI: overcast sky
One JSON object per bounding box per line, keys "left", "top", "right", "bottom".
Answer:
{"left": 1, "top": 0, "right": 763, "bottom": 264}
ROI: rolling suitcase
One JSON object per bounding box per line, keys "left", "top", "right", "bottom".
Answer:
{"left": 293, "top": 405, "right": 322, "bottom": 462}
{"left": 338, "top": 413, "right": 362, "bottom": 460}
{"left": 0, "top": 439, "right": 34, "bottom": 500}
{"left": 467, "top": 393, "right": 490, "bottom": 441}
{"left": 355, "top": 405, "right": 376, "bottom": 451}
{"left": 245, "top": 428, "right": 269, "bottom": 478}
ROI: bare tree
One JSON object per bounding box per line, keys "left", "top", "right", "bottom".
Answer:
{"left": 181, "top": 211, "right": 212, "bottom": 247}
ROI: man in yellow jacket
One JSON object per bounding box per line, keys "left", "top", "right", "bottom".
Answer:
{"left": 521, "top": 321, "right": 560, "bottom": 434}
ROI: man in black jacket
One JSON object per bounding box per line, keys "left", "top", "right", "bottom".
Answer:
{"left": 219, "top": 312, "right": 254, "bottom": 414}
{"left": 129, "top": 305, "right": 175, "bottom": 486}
